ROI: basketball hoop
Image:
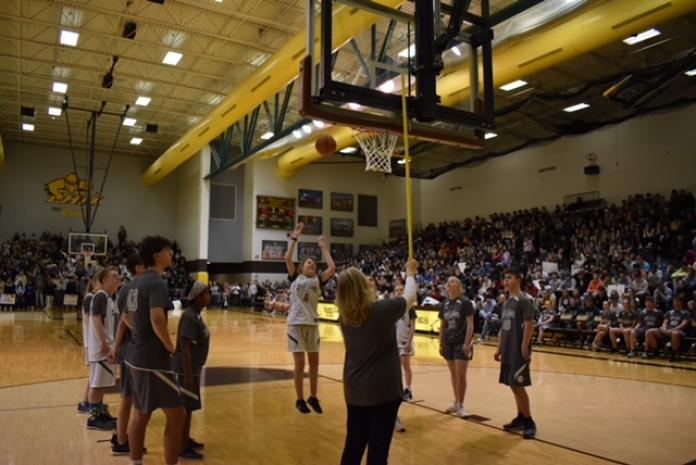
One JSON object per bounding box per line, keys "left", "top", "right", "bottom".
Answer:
{"left": 356, "top": 130, "right": 398, "bottom": 174}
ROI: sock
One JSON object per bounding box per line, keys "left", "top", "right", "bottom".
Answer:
{"left": 89, "top": 402, "right": 101, "bottom": 415}
{"left": 405, "top": 386, "right": 411, "bottom": 391}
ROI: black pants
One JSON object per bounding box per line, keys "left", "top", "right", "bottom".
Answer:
{"left": 341, "top": 398, "right": 401, "bottom": 465}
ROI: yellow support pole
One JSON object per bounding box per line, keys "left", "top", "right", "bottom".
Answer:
{"left": 400, "top": 74, "right": 414, "bottom": 260}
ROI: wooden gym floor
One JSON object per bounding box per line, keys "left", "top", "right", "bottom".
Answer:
{"left": 1, "top": 310, "right": 695, "bottom": 465}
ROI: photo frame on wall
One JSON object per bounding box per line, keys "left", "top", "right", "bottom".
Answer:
{"left": 330, "top": 243, "right": 353, "bottom": 263}
{"left": 256, "top": 195, "right": 295, "bottom": 230}
{"left": 261, "top": 240, "right": 288, "bottom": 261}
{"left": 298, "top": 189, "right": 323, "bottom": 209}
{"left": 331, "top": 218, "right": 354, "bottom": 237}
{"left": 389, "top": 219, "right": 406, "bottom": 238}
{"left": 331, "top": 192, "right": 353, "bottom": 212}
{"left": 298, "top": 241, "right": 322, "bottom": 262}
{"left": 298, "top": 215, "right": 323, "bottom": 235}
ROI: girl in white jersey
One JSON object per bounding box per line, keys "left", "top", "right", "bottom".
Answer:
{"left": 285, "top": 222, "right": 336, "bottom": 414}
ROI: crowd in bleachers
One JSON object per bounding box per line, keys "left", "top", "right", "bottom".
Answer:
{"left": 220, "top": 190, "right": 696, "bottom": 359}
{"left": 0, "top": 229, "right": 190, "bottom": 310}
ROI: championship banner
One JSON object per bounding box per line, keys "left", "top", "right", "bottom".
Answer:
{"left": 256, "top": 196, "right": 295, "bottom": 230}
{"left": 0, "top": 294, "right": 16, "bottom": 305}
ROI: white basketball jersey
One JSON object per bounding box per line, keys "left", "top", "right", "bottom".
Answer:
{"left": 87, "top": 290, "right": 117, "bottom": 362}
{"left": 287, "top": 274, "right": 321, "bottom": 326}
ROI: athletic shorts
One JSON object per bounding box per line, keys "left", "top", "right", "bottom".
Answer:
{"left": 442, "top": 342, "right": 473, "bottom": 361}
{"left": 176, "top": 374, "right": 202, "bottom": 412}
{"left": 287, "top": 325, "right": 320, "bottom": 353}
{"left": 397, "top": 338, "right": 415, "bottom": 357}
{"left": 89, "top": 360, "right": 116, "bottom": 389}
{"left": 120, "top": 363, "right": 132, "bottom": 398}
{"left": 126, "top": 363, "right": 183, "bottom": 414}
{"left": 636, "top": 327, "right": 653, "bottom": 342}
{"left": 499, "top": 360, "right": 531, "bottom": 387}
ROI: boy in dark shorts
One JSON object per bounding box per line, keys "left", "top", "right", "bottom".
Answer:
{"left": 110, "top": 254, "right": 145, "bottom": 455}
{"left": 495, "top": 268, "right": 537, "bottom": 439}
{"left": 123, "top": 236, "right": 185, "bottom": 465}
{"left": 172, "top": 280, "right": 211, "bottom": 460}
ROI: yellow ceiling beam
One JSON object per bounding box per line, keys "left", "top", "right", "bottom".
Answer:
{"left": 142, "top": 0, "right": 405, "bottom": 186}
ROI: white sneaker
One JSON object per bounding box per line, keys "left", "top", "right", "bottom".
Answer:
{"left": 457, "top": 406, "right": 471, "bottom": 418}
{"left": 445, "top": 402, "right": 459, "bottom": 414}
{"left": 394, "top": 417, "right": 405, "bottom": 432}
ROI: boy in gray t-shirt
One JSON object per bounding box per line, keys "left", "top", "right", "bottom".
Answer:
{"left": 495, "top": 268, "right": 537, "bottom": 439}
{"left": 122, "top": 236, "right": 184, "bottom": 465}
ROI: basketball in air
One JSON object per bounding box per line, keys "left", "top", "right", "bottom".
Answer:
{"left": 315, "top": 135, "right": 337, "bottom": 156}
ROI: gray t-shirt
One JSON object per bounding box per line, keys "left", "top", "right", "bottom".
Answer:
{"left": 124, "top": 271, "right": 174, "bottom": 370}
{"left": 499, "top": 294, "right": 535, "bottom": 365}
{"left": 438, "top": 297, "right": 475, "bottom": 344}
{"left": 340, "top": 297, "right": 406, "bottom": 406}
{"left": 172, "top": 307, "right": 210, "bottom": 375}
{"left": 87, "top": 290, "right": 117, "bottom": 362}
{"left": 638, "top": 309, "right": 663, "bottom": 329}
{"left": 115, "top": 280, "right": 135, "bottom": 362}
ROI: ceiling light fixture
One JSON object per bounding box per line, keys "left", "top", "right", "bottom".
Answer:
{"left": 484, "top": 132, "right": 497, "bottom": 140}
{"left": 123, "top": 117, "right": 137, "bottom": 127}
{"left": 162, "top": 51, "right": 183, "bottom": 66}
{"left": 53, "top": 82, "right": 68, "bottom": 93}
{"left": 500, "top": 79, "right": 528, "bottom": 91}
{"left": 398, "top": 44, "right": 415, "bottom": 58}
{"left": 130, "top": 137, "right": 143, "bottom": 145}
{"left": 292, "top": 129, "right": 302, "bottom": 139}
{"left": 22, "top": 123, "right": 35, "bottom": 132}
{"left": 622, "top": 28, "right": 661, "bottom": 45}
{"left": 340, "top": 147, "right": 357, "bottom": 154}
{"left": 135, "top": 96, "right": 151, "bottom": 106}
{"left": 450, "top": 46, "right": 461, "bottom": 57}
{"left": 313, "top": 120, "right": 326, "bottom": 129}
{"left": 302, "top": 124, "right": 312, "bottom": 134}
{"left": 378, "top": 80, "right": 395, "bottom": 93}
{"left": 260, "top": 131, "right": 274, "bottom": 140}
{"left": 48, "top": 107, "right": 62, "bottom": 117}
{"left": 59, "top": 30, "right": 79, "bottom": 47}
{"left": 397, "top": 159, "right": 406, "bottom": 165}
{"left": 685, "top": 68, "right": 696, "bottom": 77}
{"left": 563, "top": 102, "right": 590, "bottom": 113}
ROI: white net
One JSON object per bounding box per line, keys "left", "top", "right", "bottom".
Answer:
{"left": 356, "top": 130, "right": 398, "bottom": 174}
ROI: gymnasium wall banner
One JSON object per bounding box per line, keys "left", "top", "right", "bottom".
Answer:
{"left": 330, "top": 243, "right": 353, "bottom": 262}
{"left": 331, "top": 218, "right": 353, "bottom": 237}
{"left": 44, "top": 172, "right": 103, "bottom": 206}
{"left": 389, "top": 219, "right": 406, "bottom": 238}
{"left": 256, "top": 195, "right": 295, "bottom": 230}
{"left": 298, "top": 241, "right": 322, "bottom": 262}
{"left": 317, "top": 301, "right": 441, "bottom": 334}
{"left": 298, "top": 189, "right": 323, "bottom": 209}
{"left": 297, "top": 215, "right": 323, "bottom": 235}
{"left": 331, "top": 192, "right": 353, "bottom": 212}
{"left": 261, "top": 240, "right": 288, "bottom": 261}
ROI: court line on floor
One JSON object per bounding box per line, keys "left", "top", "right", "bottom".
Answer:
{"left": 317, "top": 372, "right": 629, "bottom": 465}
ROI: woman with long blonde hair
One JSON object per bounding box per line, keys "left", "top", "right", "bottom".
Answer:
{"left": 337, "top": 259, "right": 418, "bottom": 465}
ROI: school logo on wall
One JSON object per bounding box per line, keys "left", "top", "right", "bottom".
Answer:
{"left": 44, "top": 172, "right": 103, "bottom": 206}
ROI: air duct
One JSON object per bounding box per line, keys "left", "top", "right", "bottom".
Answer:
{"left": 142, "top": 0, "right": 405, "bottom": 186}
